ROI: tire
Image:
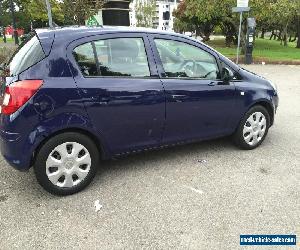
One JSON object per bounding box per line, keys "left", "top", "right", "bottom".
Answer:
{"left": 34, "top": 132, "right": 99, "bottom": 195}
{"left": 233, "top": 105, "right": 270, "bottom": 150}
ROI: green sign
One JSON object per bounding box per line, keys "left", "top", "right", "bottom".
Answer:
{"left": 87, "top": 16, "right": 100, "bottom": 26}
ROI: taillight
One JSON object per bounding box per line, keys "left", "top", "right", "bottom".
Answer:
{"left": 0, "top": 80, "right": 43, "bottom": 115}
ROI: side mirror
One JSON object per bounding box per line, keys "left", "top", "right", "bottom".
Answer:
{"left": 222, "top": 67, "right": 233, "bottom": 83}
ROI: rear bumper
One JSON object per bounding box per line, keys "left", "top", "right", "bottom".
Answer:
{"left": 0, "top": 129, "right": 32, "bottom": 171}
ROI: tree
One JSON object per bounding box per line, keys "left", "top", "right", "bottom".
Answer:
{"left": 0, "top": 0, "right": 64, "bottom": 30}
{"left": 173, "top": 0, "right": 220, "bottom": 41}
{"left": 252, "top": 0, "right": 298, "bottom": 46}
{"left": 62, "top": 0, "right": 104, "bottom": 26}
{"left": 26, "top": 0, "right": 64, "bottom": 26}
{"left": 174, "top": 0, "right": 239, "bottom": 44}
{"left": 296, "top": 0, "right": 300, "bottom": 48}
{"left": 173, "top": 0, "right": 195, "bottom": 34}
{"left": 135, "top": 0, "right": 156, "bottom": 28}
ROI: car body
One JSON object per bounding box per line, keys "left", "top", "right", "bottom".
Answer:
{"left": 0, "top": 26, "right": 278, "bottom": 194}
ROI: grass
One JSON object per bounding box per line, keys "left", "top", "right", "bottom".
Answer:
{"left": 0, "top": 37, "right": 14, "bottom": 44}
{"left": 206, "top": 38, "right": 300, "bottom": 64}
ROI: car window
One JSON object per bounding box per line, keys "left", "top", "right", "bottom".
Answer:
{"left": 154, "top": 39, "right": 220, "bottom": 80}
{"left": 8, "top": 35, "right": 45, "bottom": 77}
{"left": 73, "top": 38, "right": 150, "bottom": 78}
{"left": 73, "top": 43, "right": 98, "bottom": 77}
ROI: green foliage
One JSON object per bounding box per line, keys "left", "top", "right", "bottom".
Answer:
{"left": 0, "top": 46, "right": 16, "bottom": 64}
{"left": 0, "top": 0, "right": 64, "bottom": 30}
{"left": 135, "top": 0, "right": 156, "bottom": 28}
{"left": 174, "top": 0, "right": 299, "bottom": 47}
{"left": 0, "top": 0, "right": 104, "bottom": 30}
{"left": 207, "top": 38, "right": 300, "bottom": 62}
{"left": 26, "top": 0, "right": 64, "bottom": 24}
{"left": 174, "top": 0, "right": 238, "bottom": 42}
{"left": 63, "top": 0, "right": 104, "bottom": 26}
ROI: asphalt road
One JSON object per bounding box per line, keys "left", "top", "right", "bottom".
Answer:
{"left": 0, "top": 65, "right": 299, "bottom": 250}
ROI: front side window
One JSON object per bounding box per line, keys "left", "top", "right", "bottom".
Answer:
{"left": 154, "top": 39, "right": 220, "bottom": 80}
{"left": 73, "top": 38, "right": 150, "bottom": 78}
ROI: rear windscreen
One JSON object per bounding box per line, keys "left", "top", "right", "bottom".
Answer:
{"left": 8, "top": 34, "right": 45, "bottom": 76}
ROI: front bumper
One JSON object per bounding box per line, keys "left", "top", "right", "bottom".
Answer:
{"left": 271, "top": 92, "right": 279, "bottom": 126}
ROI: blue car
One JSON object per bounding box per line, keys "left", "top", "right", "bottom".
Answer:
{"left": 0, "top": 27, "right": 278, "bottom": 195}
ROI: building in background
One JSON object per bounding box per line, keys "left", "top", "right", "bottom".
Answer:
{"left": 102, "top": 0, "right": 131, "bottom": 26}
{"left": 86, "top": 0, "right": 131, "bottom": 26}
{"left": 130, "top": 0, "right": 179, "bottom": 31}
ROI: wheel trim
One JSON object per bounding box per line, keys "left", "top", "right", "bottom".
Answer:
{"left": 243, "top": 112, "right": 267, "bottom": 146}
{"left": 46, "top": 142, "right": 91, "bottom": 188}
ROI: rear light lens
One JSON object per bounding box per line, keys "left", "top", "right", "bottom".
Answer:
{"left": 0, "top": 80, "right": 43, "bottom": 115}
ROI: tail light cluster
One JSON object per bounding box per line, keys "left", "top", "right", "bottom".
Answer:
{"left": 0, "top": 80, "right": 43, "bottom": 115}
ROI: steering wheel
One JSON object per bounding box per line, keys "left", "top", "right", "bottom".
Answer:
{"left": 202, "top": 70, "right": 216, "bottom": 79}
{"left": 194, "top": 64, "right": 216, "bottom": 79}
{"left": 179, "top": 60, "right": 197, "bottom": 77}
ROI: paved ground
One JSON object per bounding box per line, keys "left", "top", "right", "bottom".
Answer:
{"left": 0, "top": 65, "right": 299, "bottom": 250}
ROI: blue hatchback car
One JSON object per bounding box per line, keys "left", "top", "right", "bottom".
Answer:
{"left": 0, "top": 27, "right": 278, "bottom": 195}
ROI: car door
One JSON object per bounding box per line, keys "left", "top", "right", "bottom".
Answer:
{"left": 148, "top": 34, "right": 237, "bottom": 143}
{"left": 68, "top": 33, "right": 165, "bottom": 154}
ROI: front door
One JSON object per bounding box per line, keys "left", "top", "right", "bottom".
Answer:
{"left": 149, "top": 35, "right": 237, "bottom": 143}
{"left": 69, "top": 33, "right": 165, "bottom": 154}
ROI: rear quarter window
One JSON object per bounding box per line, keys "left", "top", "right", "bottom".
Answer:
{"left": 8, "top": 35, "right": 45, "bottom": 76}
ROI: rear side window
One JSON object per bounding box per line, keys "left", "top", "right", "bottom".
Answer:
{"left": 8, "top": 35, "right": 45, "bottom": 76}
{"left": 73, "top": 38, "right": 150, "bottom": 77}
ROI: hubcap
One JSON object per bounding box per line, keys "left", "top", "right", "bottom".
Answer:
{"left": 46, "top": 142, "right": 91, "bottom": 188}
{"left": 243, "top": 112, "right": 267, "bottom": 146}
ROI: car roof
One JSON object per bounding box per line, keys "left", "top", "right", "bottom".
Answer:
{"left": 36, "top": 25, "right": 189, "bottom": 40}
{"left": 35, "top": 26, "right": 200, "bottom": 56}
{"left": 34, "top": 26, "right": 240, "bottom": 72}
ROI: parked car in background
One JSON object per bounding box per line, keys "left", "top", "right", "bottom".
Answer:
{"left": 0, "top": 27, "right": 278, "bottom": 195}
{"left": 184, "top": 31, "right": 193, "bottom": 37}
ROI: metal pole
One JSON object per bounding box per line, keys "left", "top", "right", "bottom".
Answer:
{"left": 45, "top": 0, "right": 53, "bottom": 28}
{"left": 0, "top": 0, "right": 4, "bottom": 43}
{"left": 9, "top": 0, "right": 19, "bottom": 45}
{"left": 236, "top": 11, "right": 243, "bottom": 64}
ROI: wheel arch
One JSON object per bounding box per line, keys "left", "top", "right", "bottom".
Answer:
{"left": 249, "top": 100, "right": 274, "bottom": 126}
{"left": 30, "top": 127, "right": 108, "bottom": 167}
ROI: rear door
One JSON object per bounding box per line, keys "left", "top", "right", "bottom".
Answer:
{"left": 68, "top": 33, "right": 165, "bottom": 154}
{"left": 149, "top": 34, "right": 237, "bottom": 143}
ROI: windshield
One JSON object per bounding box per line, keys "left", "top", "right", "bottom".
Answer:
{"left": 8, "top": 34, "right": 45, "bottom": 76}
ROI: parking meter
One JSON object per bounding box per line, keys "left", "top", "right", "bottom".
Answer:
{"left": 245, "top": 18, "right": 256, "bottom": 64}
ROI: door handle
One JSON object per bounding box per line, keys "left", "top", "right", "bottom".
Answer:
{"left": 99, "top": 97, "right": 110, "bottom": 105}
{"left": 92, "top": 96, "right": 110, "bottom": 105}
{"left": 208, "top": 81, "right": 226, "bottom": 86}
{"left": 208, "top": 81, "right": 217, "bottom": 86}
{"left": 171, "top": 94, "right": 186, "bottom": 103}
{"left": 171, "top": 94, "right": 186, "bottom": 99}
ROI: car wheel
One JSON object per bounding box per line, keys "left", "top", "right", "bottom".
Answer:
{"left": 233, "top": 105, "right": 270, "bottom": 150}
{"left": 34, "top": 132, "right": 99, "bottom": 195}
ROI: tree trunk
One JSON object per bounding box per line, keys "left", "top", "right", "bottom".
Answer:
{"left": 283, "top": 23, "right": 288, "bottom": 47}
{"left": 270, "top": 31, "right": 275, "bottom": 40}
{"left": 277, "top": 30, "right": 282, "bottom": 41}
{"left": 290, "top": 34, "right": 297, "bottom": 42}
{"left": 297, "top": 16, "right": 300, "bottom": 48}
{"left": 260, "top": 28, "right": 266, "bottom": 39}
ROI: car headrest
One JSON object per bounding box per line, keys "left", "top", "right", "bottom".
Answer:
{"left": 110, "top": 39, "right": 139, "bottom": 61}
